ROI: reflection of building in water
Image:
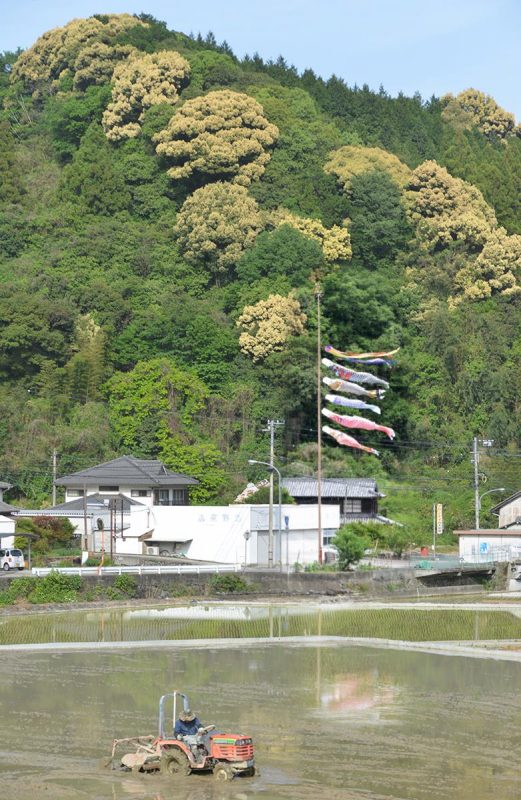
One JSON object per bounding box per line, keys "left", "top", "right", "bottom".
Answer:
{"left": 320, "top": 671, "right": 397, "bottom": 716}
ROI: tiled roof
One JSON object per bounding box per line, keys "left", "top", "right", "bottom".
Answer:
{"left": 282, "top": 477, "right": 383, "bottom": 499}
{"left": 55, "top": 456, "right": 199, "bottom": 487}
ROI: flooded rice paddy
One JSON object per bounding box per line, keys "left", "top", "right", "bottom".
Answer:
{"left": 1, "top": 640, "right": 521, "bottom": 800}
{"left": 1, "top": 602, "right": 521, "bottom": 799}
{"left": 2, "top": 601, "right": 521, "bottom": 645}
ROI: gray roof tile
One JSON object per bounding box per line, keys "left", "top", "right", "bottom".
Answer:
{"left": 282, "top": 477, "right": 383, "bottom": 499}
{"left": 55, "top": 456, "right": 198, "bottom": 487}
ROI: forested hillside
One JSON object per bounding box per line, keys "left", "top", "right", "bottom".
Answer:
{"left": 2, "top": 13, "right": 521, "bottom": 538}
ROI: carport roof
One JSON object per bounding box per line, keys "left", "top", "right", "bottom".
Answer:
{"left": 0, "top": 500, "right": 17, "bottom": 514}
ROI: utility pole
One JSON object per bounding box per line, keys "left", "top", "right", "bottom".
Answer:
{"left": 82, "top": 484, "right": 88, "bottom": 552}
{"left": 110, "top": 499, "right": 114, "bottom": 561}
{"left": 316, "top": 284, "right": 323, "bottom": 565}
{"left": 473, "top": 436, "right": 480, "bottom": 529}
{"left": 263, "top": 419, "right": 284, "bottom": 567}
{"left": 52, "top": 448, "right": 57, "bottom": 506}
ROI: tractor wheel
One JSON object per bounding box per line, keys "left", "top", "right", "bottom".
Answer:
{"left": 213, "top": 764, "right": 234, "bottom": 781}
{"left": 161, "top": 751, "right": 190, "bottom": 776}
{"left": 244, "top": 766, "right": 256, "bottom": 777}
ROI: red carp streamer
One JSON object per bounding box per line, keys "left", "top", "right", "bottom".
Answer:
{"left": 322, "top": 407, "right": 395, "bottom": 439}
{"left": 322, "top": 425, "right": 380, "bottom": 456}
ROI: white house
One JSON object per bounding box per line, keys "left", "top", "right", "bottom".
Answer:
{"left": 49, "top": 455, "right": 198, "bottom": 553}
{"left": 455, "top": 491, "right": 521, "bottom": 562}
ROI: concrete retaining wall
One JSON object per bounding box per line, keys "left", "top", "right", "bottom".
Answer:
{"left": 3, "top": 564, "right": 496, "bottom": 601}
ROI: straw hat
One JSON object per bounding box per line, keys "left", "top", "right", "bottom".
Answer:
{"left": 179, "top": 708, "right": 196, "bottom": 722}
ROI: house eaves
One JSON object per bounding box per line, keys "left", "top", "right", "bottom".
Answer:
{"left": 490, "top": 491, "right": 521, "bottom": 514}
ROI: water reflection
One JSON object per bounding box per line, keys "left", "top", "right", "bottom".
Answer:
{"left": 320, "top": 671, "right": 397, "bottom": 717}
{"left": 0, "top": 644, "right": 520, "bottom": 799}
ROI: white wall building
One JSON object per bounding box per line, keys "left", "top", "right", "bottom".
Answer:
{"left": 0, "top": 514, "right": 16, "bottom": 545}
{"left": 455, "top": 491, "right": 521, "bottom": 563}
{"left": 141, "top": 503, "right": 339, "bottom": 566}
{"left": 0, "top": 487, "right": 16, "bottom": 546}
{"left": 456, "top": 529, "right": 521, "bottom": 563}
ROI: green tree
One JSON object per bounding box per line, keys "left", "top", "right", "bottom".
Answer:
{"left": 61, "top": 123, "right": 130, "bottom": 215}
{"left": 332, "top": 524, "right": 369, "bottom": 570}
{"left": 236, "top": 225, "right": 323, "bottom": 286}
{"left": 15, "top": 516, "right": 75, "bottom": 554}
{"left": 0, "top": 120, "right": 24, "bottom": 203}
{"left": 242, "top": 485, "right": 295, "bottom": 504}
{"left": 347, "top": 170, "right": 412, "bottom": 268}
{"left": 43, "top": 85, "right": 111, "bottom": 162}
{"left": 0, "top": 285, "right": 75, "bottom": 378}
{"left": 106, "top": 358, "right": 226, "bottom": 502}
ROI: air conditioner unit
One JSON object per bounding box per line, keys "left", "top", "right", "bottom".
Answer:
{"left": 147, "top": 546, "right": 160, "bottom": 556}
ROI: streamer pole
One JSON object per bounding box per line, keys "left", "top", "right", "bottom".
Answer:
{"left": 316, "top": 284, "right": 323, "bottom": 565}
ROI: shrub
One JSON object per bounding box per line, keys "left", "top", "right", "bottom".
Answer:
{"left": 28, "top": 572, "right": 82, "bottom": 604}
{"left": 207, "top": 573, "right": 251, "bottom": 594}
{"left": 113, "top": 574, "right": 137, "bottom": 594}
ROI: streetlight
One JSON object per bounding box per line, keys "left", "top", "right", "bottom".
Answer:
{"left": 477, "top": 487, "right": 505, "bottom": 529}
{"left": 248, "top": 459, "right": 282, "bottom": 568}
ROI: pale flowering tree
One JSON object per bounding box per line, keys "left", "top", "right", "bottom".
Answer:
{"left": 442, "top": 88, "right": 519, "bottom": 140}
{"left": 268, "top": 208, "right": 351, "bottom": 263}
{"left": 405, "top": 160, "right": 496, "bottom": 250}
{"left": 405, "top": 160, "right": 521, "bottom": 305}
{"left": 237, "top": 294, "right": 306, "bottom": 361}
{"left": 72, "top": 41, "right": 137, "bottom": 90}
{"left": 10, "top": 14, "right": 145, "bottom": 95}
{"left": 154, "top": 89, "right": 279, "bottom": 186}
{"left": 173, "top": 182, "right": 263, "bottom": 284}
{"left": 324, "top": 145, "right": 411, "bottom": 193}
{"left": 102, "top": 51, "right": 191, "bottom": 141}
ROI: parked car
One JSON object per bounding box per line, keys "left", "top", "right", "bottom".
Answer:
{"left": 0, "top": 548, "right": 25, "bottom": 571}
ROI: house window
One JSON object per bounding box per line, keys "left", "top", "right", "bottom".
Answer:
{"left": 153, "top": 489, "right": 170, "bottom": 506}
{"left": 67, "top": 489, "right": 85, "bottom": 497}
{"left": 171, "top": 489, "right": 187, "bottom": 505}
{"left": 99, "top": 486, "right": 119, "bottom": 493}
{"left": 131, "top": 490, "right": 151, "bottom": 497}
{"left": 153, "top": 489, "right": 188, "bottom": 506}
{"left": 344, "top": 499, "right": 362, "bottom": 513}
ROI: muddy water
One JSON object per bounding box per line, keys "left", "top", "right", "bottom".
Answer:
{"left": 0, "top": 643, "right": 520, "bottom": 800}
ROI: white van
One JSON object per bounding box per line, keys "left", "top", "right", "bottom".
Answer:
{"left": 0, "top": 548, "right": 25, "bottom": 571}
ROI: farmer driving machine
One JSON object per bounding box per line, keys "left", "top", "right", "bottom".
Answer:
{"left": 107, "top": 691, "right": 255, "bottom": 781}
